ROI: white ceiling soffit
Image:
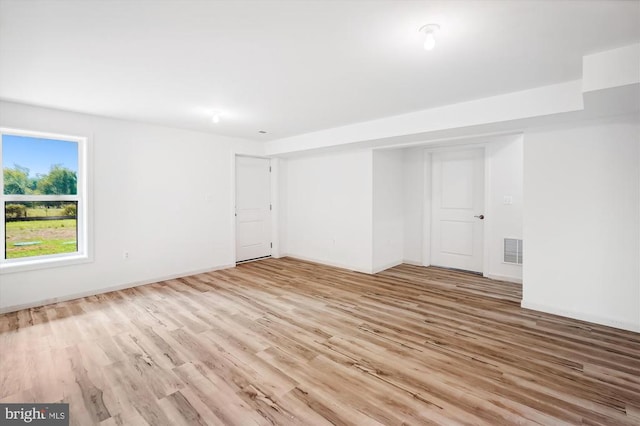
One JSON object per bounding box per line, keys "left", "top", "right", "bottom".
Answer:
{"left": 0, "top": 0, "right": 639, "bottom": 142}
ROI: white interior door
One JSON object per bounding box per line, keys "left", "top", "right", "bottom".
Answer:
{"left": 236, "top": 156, "right": 271, "bottom": 262}
{"left": 431, "top": 149, "right": 485, "bottom": 273}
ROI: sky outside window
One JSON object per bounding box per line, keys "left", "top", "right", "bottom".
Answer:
{"left": 2, "top": 134, "right": 78, "bottom": 177}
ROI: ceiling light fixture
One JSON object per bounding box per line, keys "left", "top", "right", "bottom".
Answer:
{"left": 419, "top": 23, "right": 440, "bottom": 51}
{"left": 212, "top": 112, "right": 221, "bottom": 124}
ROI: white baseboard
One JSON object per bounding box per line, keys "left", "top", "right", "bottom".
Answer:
{"left": 372, "top": 260, "right": 403, "bottom": 274}
{"left": 521, "top": 300, "right": 640, "bottom": 333}
{"left": 486, "top": 273, "right": 522, "bottom": 284}
{"left": 0, "top": 263, "right": 235, "bottom": 314}
{"left": 281, "top": 254, "right": 373, "bottom": 274}
{"left": 402, "top": 259, "right": 423, "bottom": 266}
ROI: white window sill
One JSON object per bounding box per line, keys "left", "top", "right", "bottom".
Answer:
{"left": 0, "top": 253, "right": 92, "bottom": 274}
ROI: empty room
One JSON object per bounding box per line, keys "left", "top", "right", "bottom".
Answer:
{"left": 1, "top": 0, "right": 639, "bottom": 425}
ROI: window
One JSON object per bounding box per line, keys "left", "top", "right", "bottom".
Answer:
{"left": 1, "top": 128, "right": 88, "bottom": 270}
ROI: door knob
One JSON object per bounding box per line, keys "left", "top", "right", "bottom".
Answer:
{"left": 474, "top": 214, "right": 485, "bottom": 220}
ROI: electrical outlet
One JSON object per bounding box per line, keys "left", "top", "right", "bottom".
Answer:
{"left": 123, "top": 251, "right": 129, "bottom": 260}
{"left": 503, "top": 196, "right": 513, "bottom": 205}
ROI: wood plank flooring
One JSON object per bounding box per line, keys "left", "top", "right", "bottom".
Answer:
{"left": 1, "top": 257, "right": 640, "bottom": 425}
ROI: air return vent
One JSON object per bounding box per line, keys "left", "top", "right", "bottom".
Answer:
{"left": 504, "top": 238, "right": 523, "bottom": 265}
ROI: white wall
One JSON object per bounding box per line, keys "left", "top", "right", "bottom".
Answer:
{"left": 281, "top": 150, "right": 373, "bottom": 273}
{"left": 402, "top": 147, "right": 424, "bottom": 265}
{"left": 522, "top": 115, "right": 640, "bottom": 332}
{"left": 270, "top": 157, "right": 285, "bottom": 258}
{"left": 485, "top": 135, "right": 524, "bottom": 282}
{"left": 0, "top": 101, "right": 262, "bottom": 312}
{"left": 372, "top": 149, "right": 404, "bottom": 272}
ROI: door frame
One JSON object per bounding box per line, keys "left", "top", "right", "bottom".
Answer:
{"left": 422, "top": 144, "right": 491, "bottom": 277}
{"left": 232, "top": 154, "right": 279, "bottom": 264}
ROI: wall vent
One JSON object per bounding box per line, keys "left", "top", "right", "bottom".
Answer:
{"left": 504, "top": 238, "right": 523, "bottom": 265}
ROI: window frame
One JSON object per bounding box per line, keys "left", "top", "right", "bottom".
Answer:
{"left": 0, "top": 127, "right": 91, "bottom": 273}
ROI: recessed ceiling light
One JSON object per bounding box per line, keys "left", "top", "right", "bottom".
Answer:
{"left": 419, "top": 23, "right": 440, "bottom": 51}
{"left": 212, "top": 112, "right": 221, "bottom": 124}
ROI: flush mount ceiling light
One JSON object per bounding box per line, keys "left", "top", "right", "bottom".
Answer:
{"left": 211, "top": 111, "right": 222, "bottom": 124}
{"left": 419, "top": 23, "right": 440, "bottom": 51}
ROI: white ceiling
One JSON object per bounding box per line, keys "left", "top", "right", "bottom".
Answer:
{"left": 0, "top": 0, "right": 638, "bottom": 141}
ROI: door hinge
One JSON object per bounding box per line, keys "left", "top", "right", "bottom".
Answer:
{"left": 270, "top": 242, "right": 273, "bottom": 248}
{"left": 270, "top": 204, "right": 272, "bottom": 211}
{"left": 269, "top": 166, "right": 272, "bottom": 172}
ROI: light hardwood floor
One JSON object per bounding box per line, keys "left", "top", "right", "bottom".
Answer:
{"left": 1, "top": 257, "right": 639, "bottom": 425}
